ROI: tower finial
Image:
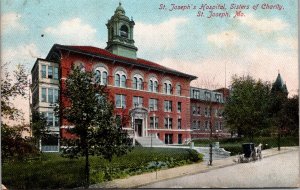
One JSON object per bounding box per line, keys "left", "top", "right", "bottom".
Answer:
{"left": 119, "top": 1, "right": 121, "bottom": 6}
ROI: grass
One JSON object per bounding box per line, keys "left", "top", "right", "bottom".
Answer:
{"left": 2, "top": 147, "right": 203, "bottom": 189}
{"left": 193, "top": 136, "right": 299, "bottom": 155}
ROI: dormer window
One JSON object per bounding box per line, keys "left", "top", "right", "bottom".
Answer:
{"left": 120, "top": 25, "right": 128, "bottom": 38}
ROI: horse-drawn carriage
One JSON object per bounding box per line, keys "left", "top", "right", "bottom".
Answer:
{"left": 237, "top": 143, "right": 262, "bottom": 163}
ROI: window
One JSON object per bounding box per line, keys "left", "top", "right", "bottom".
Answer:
{"left": 133, "top": 74, "right": 143, "bottom": 90}
{"left": 47, "top": 112, "right": 53, "bottom": 126}
{"left": 149, "top": 77, "right": 158, "bottom": 92}
{"left": 115, "top": 74, "right": 120, "bottom": 86}
{"left": 133, "top": 77, "right": 138, "bottom": 89}
{"left": 178, "top": 134, "right": 182, "bottom": 144}
{"left": 197, "top": 106, "right": 201, "bottom": 115}
{"left": 164, "top": 118, "right": 173, "bottom": 129}
{"left": 205, "top": 121, "right": 209, "bottom": 129}
{"left": 192, "top": 90, "right": 200, "bottom": 99}
{"left": 165, "top": 134, "right": 173, "bottom": 144}
{"left": 95, "top": 70, "right": 101, "bottom": 83}
{"left": 55, "top": 115, "right": 59, "bottom": 126}
{"left": 164, "top": 100, "right": 172, "bottom": 112}
{"left": 205, "top": 107, "right": 210, "bottom": 117}
{"left": 192, "top": 105, "right": 196, "bottom": 115}
{"left": 103, "top": 71, "right": 108, "bottom": 85}
{"left": 133, "top": 96, "right": 143, "bottom": 108}
{"left": 197, "top": 121, "right": 201, "bottom": 129}
{"left": 41, "top": 88, "right": 47, "bottom": 102}
{"left": 178, "top": 119, "right": 182, "bottom": 129}
{"left": 54, "top": 67, "right": 59, "bottom": 79}
{"left": 205, "top": 91, "right": 211, "bottom": 100}
{"left": 120, "top": 25, "right": 128, "bottom": 38}
{"left": 192, "top": 120, "right": 197, "bottom": 129}
{"left": 150, "top": 117, "right": 158, "bottom": 129}
{"left": 149, "top": 80, "right": 153, "bottom": 92}
{"left": 163, "top": 80, "right": 172, "bottom": 94}
{"left": 41, "top": 65, "right": 46, "bottom": 78}
{"left": 121, "top": 75, "right": 126, "bottom": 87}
{"left": 94, "top": 67, "right": 108, "bottom": 85}
{"left": 116, "top": 94, "right": 126, "bottom": 108}
{"left": 176, "top": 84, "right": 181, "bottom": 96}
{"left": 215, "top": 94, "right": 221, "bottom": 102}
{"left": 54, "top": 89, "right": 59, "bottom": 103}
{"left": 48, "top": 88, "right": 53, "bottom": 103}
{"left": 149, "top": 99, "right": 158, "bottom": 111}
{"left": 48, "top": 66, "right": 53, "bottom": 79}
{"left": 177, "top": 102, "right": 182, "bottom": 113}
{"left": 115, "top": 71, "right": 126, "bottom": 87}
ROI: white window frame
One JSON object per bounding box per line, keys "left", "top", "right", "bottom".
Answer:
{"left": 133, "top": 96, "right": 143, "bottom": 108}
{"left": 149, "top": 98, "right": 158, "bottom": 111}
{"left": 164, "top": 100, "right": 172, "bottom": 112}
{"left": 115, "top": 71, "right": 126, "bottom": 87}
{"left": 163, "top": 80, "right": 172, "bottom": 94}
{"left": 95, "top": 67, "right": 108, "bottom": 85}
{"left": 133, "top": 74, "right": 143, "bottom": 90}
{"left": 115, "top": 94, "right": 126, "bottom": 108}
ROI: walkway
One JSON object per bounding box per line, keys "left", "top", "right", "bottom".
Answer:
{"left": 90, "top": 146, "right": 298, "bottom": 188}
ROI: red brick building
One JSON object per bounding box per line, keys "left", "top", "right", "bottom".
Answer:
{"left": 31, "top": 3, "right": 228, "bottom": 151}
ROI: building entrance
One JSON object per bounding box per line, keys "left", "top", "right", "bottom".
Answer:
{"left": 135, "top": 119, "right": 143, "bottom": 137}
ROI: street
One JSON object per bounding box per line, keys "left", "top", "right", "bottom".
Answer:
{"left": 141, "top": 150, "right": 299, "bottom": 188}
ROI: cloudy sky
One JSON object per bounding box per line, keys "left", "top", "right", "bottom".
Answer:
{"left": 1, "top": 0, "right": 298, "bottom": 124}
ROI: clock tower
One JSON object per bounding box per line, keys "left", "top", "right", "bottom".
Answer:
{"left": 106, "top": 3, "right": 138, "bottom": 59}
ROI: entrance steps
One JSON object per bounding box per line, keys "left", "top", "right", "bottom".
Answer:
{"left": 136, "top": 136, "right": 165, "bottom": 147}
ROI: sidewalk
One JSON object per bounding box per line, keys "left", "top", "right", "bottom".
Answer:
{"left": 90, "top": 146, "right": 298, "bottom": 188}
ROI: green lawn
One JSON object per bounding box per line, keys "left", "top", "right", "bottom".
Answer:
{"left": 193, "top": 136, "right": 299, "bottom": 155}
{"left": 2, "top": 147, "right": 202, "bottom": 189}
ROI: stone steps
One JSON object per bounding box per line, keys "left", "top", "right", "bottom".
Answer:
{"left": 136, "top": 136, "right": 165, "bottom": 147}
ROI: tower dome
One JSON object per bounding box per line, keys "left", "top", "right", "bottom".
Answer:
{"left": 115, "top": 2, "right": 125, "bottom": 15}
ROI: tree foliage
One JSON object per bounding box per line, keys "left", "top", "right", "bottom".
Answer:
{"left": 224, "top": 75, "right": 271, "bottom": 140}
{"left": 1, "top": 124, "right": 39, "bottom": 162}
{"left": 61, "top": 67, "right": 132, "bottom": 188}
{"left": 1, "top": 64, "right": 28, "bottom": 120}
{"left": 31, "top": 110, "right": 48, "bottom": 147}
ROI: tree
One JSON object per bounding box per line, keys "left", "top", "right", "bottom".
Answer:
{"left": 224, "top": 75, "right": 271, "bottom": 141}
{"left": 1, "top": 64, "right": 28, "bottom": 120}
{"left": 282, "top": 95, "right": 299, "bottom": 136}
{"left": 31, "top": 110, "right": 48, "bottom": 149}
{"left": 61, "top": 67, "right": 132, "bottom": 188}
{"left": 1, "top": 64, "right": 39, "bottom": 161}
{"left": 268, "top": 74, "right": 289, "bottom": 150}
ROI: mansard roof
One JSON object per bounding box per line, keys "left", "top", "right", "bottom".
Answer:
{"left": 46, "top": 44, "right": 197, "bottom": 80}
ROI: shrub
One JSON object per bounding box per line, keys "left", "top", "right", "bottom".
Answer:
{"left": 2, "top": 147, "right": 202, "bottom": 189}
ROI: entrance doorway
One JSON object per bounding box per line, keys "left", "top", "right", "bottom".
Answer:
{"left": 135, "top": 119, "right": 143, "bottom": 137}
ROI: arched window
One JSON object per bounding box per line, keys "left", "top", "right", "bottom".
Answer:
{"left": 114, "top": 70, "right": 127, "bottom": 87}
{"left": 133, "top": 74, "right": 143, "bottom": 90}
{"left": 148, "top": 77, "right": 158, "bottom": 92}
{"left": 164, "top": 83, "right": 168, "bottom": 94}
{"left": 163, "top": 80, "right": 172, "bottom": 94}
{"left": 115, "top": 74, "right": 120, "bottom": 86}
{"left": 121, "top": 75, "right": 126, "bottom": 87}
{"left": 94, "top": 67, "right": 108, "bottom": 85}
{"left": 95, "top": 70, "right": 101, "bottom": 83}
{"left": 120, "top": 25, "right": 128, "bottom": 38}
{"left": 103, "top": 71, "right": 108, "bottom": 85}
{"left": 154, "top": 81, "right": 158, "bottom": 92}
{"left": 133, "top": 77, "right": 138, "bottom": 89}
{"left": 139, "top": 78, "right": 143, "bottom": 90}
{"left": 149, "top": 80, "right": 153, "bottom": 92}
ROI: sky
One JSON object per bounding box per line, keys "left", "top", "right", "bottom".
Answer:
{"left": 1, "top": 0, "right": 298, "bottom": 124}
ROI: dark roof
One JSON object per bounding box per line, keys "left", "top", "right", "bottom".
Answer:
{"left": 47, "top": 44, "right": 197, "bottom": 80}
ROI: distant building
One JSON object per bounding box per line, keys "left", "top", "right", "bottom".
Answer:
{"left": 190, "top": 87, "right": 230, "bottom": 139}
{"left": 31, "top": 3, "right": 229, "bottom": 151}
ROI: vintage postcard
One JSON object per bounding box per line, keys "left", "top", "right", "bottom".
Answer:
{"left": 1, "top": 0, "right": 298, "bottom": 189}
